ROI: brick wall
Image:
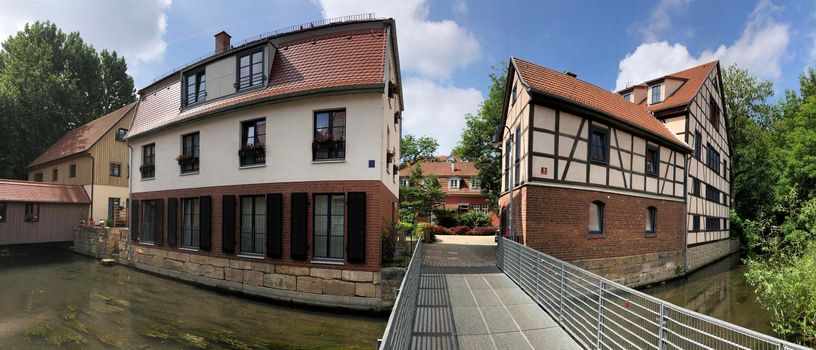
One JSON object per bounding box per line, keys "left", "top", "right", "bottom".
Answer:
{"left": 131, "top": 180, "right": 396, "bottom": 272}
{"left": 73, "top": 225, "right": 120, "bottom": 258}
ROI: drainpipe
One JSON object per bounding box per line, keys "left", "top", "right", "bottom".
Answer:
{"left": 125, "top": 142, "right": 134, "bottom": 262}
{"left": 89, "top": 154, "right": 95, "bottom": 223}
{"left": 683, "top": 153, "right": 691, "bottom": 274}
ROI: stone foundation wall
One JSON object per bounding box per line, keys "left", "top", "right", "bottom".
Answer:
{"left": 73, "top": 225, "right": 120, "bottom": 258}
{"left": 573, "top": 250, "right": 685, "bottom": 287}
{"left": 687, "top": 238, "right": 740, "bottom": 272}
{"left": 120, "top": 245, "right": 403, "bottom": 311}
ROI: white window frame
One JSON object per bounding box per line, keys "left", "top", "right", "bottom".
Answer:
{"left": 449, "top": 177, "right": 461, "bottom": 190}
{"left": 470, "top": 178, "right": 480, "bottom": 191}
{"left": 400, "top": 177, "right": 409, "bottom": 187}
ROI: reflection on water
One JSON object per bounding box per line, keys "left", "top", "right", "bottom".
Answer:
{"left": 641, "top": 253, "right": 773, "bottom": 335}
{"left": 0, "top": 245, "right": 385, "bottom": 349}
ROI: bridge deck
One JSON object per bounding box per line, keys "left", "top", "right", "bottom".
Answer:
{"left": 411, "top": 236, "right": 581, "bottom": 350}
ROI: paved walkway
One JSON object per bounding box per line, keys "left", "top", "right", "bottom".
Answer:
{"left": 411, "top": 235, "right": 581, "bottom": 350}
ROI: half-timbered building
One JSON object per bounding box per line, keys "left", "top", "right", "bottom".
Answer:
{"left": 498, "top": 57, "right": 731, "bottom": 287}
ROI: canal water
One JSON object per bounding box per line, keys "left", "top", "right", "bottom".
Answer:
{"left": 641, "top": 252, "right": 773, "bottom": 335}
{"left": 0, "top": 245, "right": 385, "bottom": 349}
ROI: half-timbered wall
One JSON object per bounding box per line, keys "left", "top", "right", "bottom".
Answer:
{"left": 679, "top": 66, "right": 730, "bottom": 245}
{"left": 501, "top": 72, "right": 531, "bottom": 192}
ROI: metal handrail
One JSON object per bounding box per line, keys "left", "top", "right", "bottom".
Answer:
{"left": 378, "top": 242, "right": 423, "bottom": 350}
{"left": 496, "top": 237, "right": 811, "bottom": 350}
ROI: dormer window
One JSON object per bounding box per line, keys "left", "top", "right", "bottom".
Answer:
{"left": 237, "top": 49, "right": 264, "bottom": 90}
{"left": 185, "top": 70, "right": 206, "bottom": 106}
{"left": 650, "top": 84, "right": 662, "bottom": 104}
{"left": 622, "top": 93, "right": 632, "bottom": 102}
{"left": 449, "top": 177, "right": 461, "bottom": 189}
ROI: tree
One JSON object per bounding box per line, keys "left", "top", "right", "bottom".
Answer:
{"left": 452, "top": 64, "right": 507, "bottom": 209}
{"left": 0, "top": 21, "right": 135, "bottom": 179}
{"left": 398, "top": 164, "right": 445, "bottom": 224}
{"left": 400, "top": 134, "right": 438, "bottom": 166}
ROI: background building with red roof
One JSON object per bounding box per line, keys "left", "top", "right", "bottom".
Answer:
{"left": 498, "top": 57, "right": 732, "bottom": 287}
{"left": 0, "top": 179, "right": 90, "bottom": 245}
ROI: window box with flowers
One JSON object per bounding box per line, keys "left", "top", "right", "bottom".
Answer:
{"left": 177, "top": 153, "right": 199, "bottom": 173}
{"left": 312, "top": 134, "right": 346, "bottom": 161}
{"left": 239, "top": 142, "right": 266, "bottom": 166}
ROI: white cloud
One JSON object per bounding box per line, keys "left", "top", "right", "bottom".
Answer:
{"left": 637, "top": 0, "right": 691, "bottom": 42}
{"left": 616, "top": 0, "right": 789, "bottom": 90}
{"left": 315, "top": 0, "right": 480, "bottom": 79}
{"left": 0, "top": 0, "right": 171, "bottom": 64}
{"left": 402, "top": 77, "right": 482, "bottom": 154}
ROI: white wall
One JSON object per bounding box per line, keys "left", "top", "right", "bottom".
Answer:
{"left": 130, "top": 92, "right": 392, "bottom": 194}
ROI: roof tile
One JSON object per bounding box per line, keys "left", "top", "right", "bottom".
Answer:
{"left": 0, "top": 180, "right": 90, "bottom": 204}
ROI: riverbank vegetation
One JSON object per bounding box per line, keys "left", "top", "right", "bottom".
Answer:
{"left": 725, "top": 65, "right": 816, "bottom": 344}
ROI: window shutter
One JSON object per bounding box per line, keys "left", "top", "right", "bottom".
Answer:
{"left": 290, "top": 193, "right": 308, "bottom": 260}
{"left": 130, "top": 200, "right": 140, "bottom": 241}
{"left": 167, "top": 198, "right": 178, "bottom": 246}
{"left": 199, "top": 196, "right": 212, "bottom": 251}
{"left": 222, "top": 195, "right": 236, "bottom": 254}
{"left": 155, "top": 199, "right": 165, "bottom": 246}
{"left": 347, "top": 192, "right": 366, "bottom": 263}
{"left": 267, "top": 193, "right": 283, "bottom": 258}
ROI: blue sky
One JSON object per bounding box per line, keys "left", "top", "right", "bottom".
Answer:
{"left": 0, "top": 0, "right": 813, "bottom": 153}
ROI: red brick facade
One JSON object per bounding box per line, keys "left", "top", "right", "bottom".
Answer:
{"left": 500, "top": 185, "right": 685, "bottom": 262}
{"left": 131, "top": 180, "right": 396, "bottom": 272}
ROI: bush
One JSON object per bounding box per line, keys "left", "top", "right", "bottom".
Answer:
{"left": 412, "top": 222, "right": 430, "bottom": 240}
{"left": 397, "top": 221, "right": 414, "bottom": 235}
{"left": 433, "top": 209, "right": 458, "bottom": 228}
{"left": 431, "top": 225, "right": 453, "bottom": 235}
{"left": 450, "top": 226, "right": 470, "bottom": 235}
{"left": 468, "top": 227, "right": 498, "bottom": 235}
{"left": 381, "top": 222, "right": 398, "bottom": 263}
{"left": 458, "top": 211, "right": 491, "bottom": 228}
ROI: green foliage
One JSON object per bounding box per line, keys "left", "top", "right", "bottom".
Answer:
{"left": 452, "top": 64, "right": 507, "bottom": 209}
{"left": 381, "top": 221, "right": 398, "bottom": 263}
{"left": 400, "top": 134, "right": 438, "bottom": 166}
{"left": 399, "top": 164, "right": 445, "bottom": 224}
{"left": 0, "top": 21, "right": 135, "bottom": 179}
{"left": 432, "top": 209, "right": 458, "bottom": 227}
{"left": 457, "top": 211, "right": 491, "bottom": 228}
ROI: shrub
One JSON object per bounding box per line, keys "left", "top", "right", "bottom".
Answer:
{"left": 450, "top": 226, "right": 470, "bottom": 235}
{"left": 431, "top": 225, "right": 453, "bottom": 235}
{"left": 458, "top": 211, "right": 491, "bottom": 228}
{"left": 468, "top": 227, "right": 498, "bottom": 235}
{"left": 412, "top": 222, "right": 430, "bottom": 240}
{"left": 433, "top": 209, "right": 458, "bottom": 228}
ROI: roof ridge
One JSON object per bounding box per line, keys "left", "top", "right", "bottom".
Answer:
{"left": 0, "top": 179, "right": 86, "bottom": 188}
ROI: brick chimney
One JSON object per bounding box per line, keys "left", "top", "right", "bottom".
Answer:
{"left": 214, "top": 31, "right": 231, "bottom": 53}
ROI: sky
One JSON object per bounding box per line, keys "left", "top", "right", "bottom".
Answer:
{"left": 0, "top": 0, "right": 813, "bottom": 154}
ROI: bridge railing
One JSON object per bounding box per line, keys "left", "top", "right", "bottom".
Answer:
{"left": 378, "top": 242, "right": 423, "bottom": 350}
{"left": 497, "top": 237, "right": 810, "bottom": 350}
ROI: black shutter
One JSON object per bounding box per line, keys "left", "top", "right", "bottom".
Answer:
{"left": 222, "top": 195, "right": 236, "bottom": 254}
{"left": 130, "top": 199, "right": 140, "bottom": 241}
{"left": 267, "top": 193, "right": 283, "bottom": 258}
{"left": 290, "top": 193, "right": 308, "bottom": 260}
{"left": 347, "top": 192, "right": 367, "bottom": 263}
{"left": 155, "top": 199, "right": 165, "bottom": 246}
{"left": 167, "top": 198, "right": 178, "bottom": 246}
{"left": 199, "top": 196, "right": 212, "bottom": 251}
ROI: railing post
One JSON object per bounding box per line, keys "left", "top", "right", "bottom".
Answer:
{"left": 559, "top": 261, "right": 565, "bottom": 320}
{"left": 597, "top": 280, "right": 604, "bottom": 350}
{"left": 658, "top": 303, "right": 666, "bottom": 350}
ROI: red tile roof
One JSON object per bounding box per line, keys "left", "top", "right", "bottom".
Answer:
{"left": 637, "top": 61, "right": 717, "bottom": 112}
{"left": 28, "top": 103, "right": 136, "bottom": 168}
{"left": 399, "top": 158, "right": 479, "bottom": 178}
{"left": 0, "top": 179, "right": 90, "bottom": 204}
{"left": 511, "top": 57, "right": 691, "bottom": 151}
{"left": 128, "top": 26, "right": 388, "bottom": 138}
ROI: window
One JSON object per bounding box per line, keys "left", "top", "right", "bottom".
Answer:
{"left": 511, "top": 82, "right": 517, "bottom": 106}
{"left": 313, "top": 110, "right": 346, "bottom": 161}
{"left": 185, "top": 70, "right": 206, "bottom": 105}
{"left": 449, "top": 178, "right": 460, "bottom": 189}
{"left": 181, "top": 198, "right": 200, "bottom": 248}
{"left": 141, "top": 143, "right": 156, "bottom": 179}
{"left": 694, "top": 131, "right": 702, "bottom": 159}
{"left": 710, "top": 97, "right": 720, "bottom": 131}
{"left": 470, "top": 179, "right": 481, "bottom": 190}
{"left": 693, "top": 215, "right": 700, "bottom": 231}
{"left": 109, "top": 163, "right": 121, "bottom": 177}
{"left": 707, "top": 143, "right": 720, "bottom": 174}
{"left": 314, "top": 194, "right": 344, "bottom": 260}
{"left": 514, "top": 125, "right": 521, "bottom": 185}
{"left": 646, "top": 207, "right": 656, "bottom": 235}
{"left": 69, "top": 164, "right": 77, "bottom": 178}
{"left": 458, "top": 203, "right": 469, "bottom": 213}
{"left": 589, "top": 127, "right": 609, "bottom": 164}
{"left": 240, "top": 119, "right": 266, "bottom": 166}
{"left": 0, "top": 202, "right": 6, "bottom": 223}
{"left": 724, "top": 160, "right": 728, "bottom": 180}
{"left": 650, "top": 84, "right": 662, "bottom": 104}
{"left": 623, "top": 93, "right": 632, "bottom": 102}
{"left": 25, "top": 203, "right": 40, "bottom": 222}
{"left": 180, "top": 132, "right": 200, "bottom": 173}
{"left": 645, "top": 145, "right": 659, "bottom": 176}
{"left": 52, "top": 168, "right": 58, "bottom": 181}
{"left": 240, "top": 195, "right": 266, "bottom": 255}
{"left": 504, "top": 138, "right": 511, "bottom": 191}
{"left": 706, "top": 217, "right": 721, "bottom": 231}
{"left": 400, "top": 177, "right": 409, "bottom": 187}
{"left": 141, "top": 200, "right": 157, "bottom": 243}
{"left": 692, "top": 178, "right": 701, "bottom": 196}
{"left": 237, "top": 49, "right": 264, "bottom": 90}
{"left": 108, "top": 197, "right": 120, "bottom": 221}
{"left": 116, "top": 128, "right": 128, "bottom": 141}
{"left": 589, "top": 201, "right": 604, "bottom": 234}
{"left": 706, "top": 185, "right": 720, "bottom": 203}
{"left": 34, "top": 173, "right": 43, "bottom": 182}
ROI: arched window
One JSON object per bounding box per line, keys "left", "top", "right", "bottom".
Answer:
{"left": 646, "top": 206, "right": 657, "bottom": 235}
{"left": 589, "top": 201, "right": 604, "bottom": 234}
